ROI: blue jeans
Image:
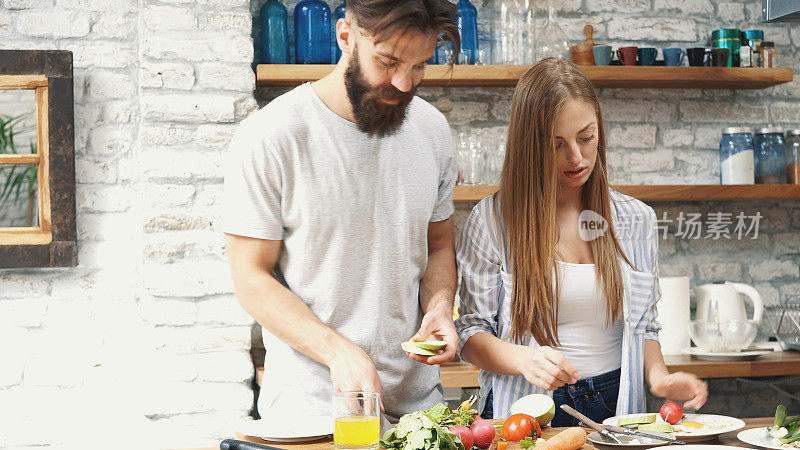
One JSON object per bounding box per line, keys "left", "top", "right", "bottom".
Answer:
{"left": 481, "top": 367, "right": 620, "bottom": 424}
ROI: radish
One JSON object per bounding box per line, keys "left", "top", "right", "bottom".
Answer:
{"left": 470, "top": 419, "right": 496, "bottom": 449}
{"left": 450, "top": 425, "right": 474, "bottom": 450}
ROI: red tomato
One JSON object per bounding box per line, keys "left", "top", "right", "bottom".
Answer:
{"left": 501, "top": 414, "right": 541, "bottom": 441}
{"left": 660, "top": 402, "right": 683, "bottom": 425}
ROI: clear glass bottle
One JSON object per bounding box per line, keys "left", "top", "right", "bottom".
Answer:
{"left": 754, "top": 126, "right": 788, "bottom": 184}
{"left": 535, "top": 0, "right": 570, "bottom": 61}
{"left": 786, "top": 129, "right": 800, "bottom": 185}
{"left": 259, "top": 0, "right": 289, "bottom": 64}
{"left": 488, "top": 0, "right": 522, "bottom": 65}
{"left": 294, "top": 0, "right": 331, "bottom": 64}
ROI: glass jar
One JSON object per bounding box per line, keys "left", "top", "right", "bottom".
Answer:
{"left": 535, "top": 0, "right": 570, "bottom": 60}
{"left": 754, "top": 126, "right": 788, "bottom": 184}
{"left": 786, "top": 129, "right": 800, "bottom": 185}
{"left": 259, "top": 0, "right": 289, "bottom": 64}
{"left": 719, "top": 127, "right": 755, "bottom": 185}
{"left": 294, "top": 0, "right": 331, "bottom": 64}
{"left": 761, "top": 41, "right": 776, "bottom": 68}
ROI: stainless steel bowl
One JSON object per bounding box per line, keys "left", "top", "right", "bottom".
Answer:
{"left": 688, "top": 320, "right": 758, "bottom": 352}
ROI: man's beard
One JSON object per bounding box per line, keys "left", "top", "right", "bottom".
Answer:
{"left": 344, "top": 48, "right": 417, "bottom": 138}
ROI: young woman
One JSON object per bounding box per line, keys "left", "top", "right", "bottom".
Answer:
{"left": 454, "top": 58, "right": 708, "bottom": 426}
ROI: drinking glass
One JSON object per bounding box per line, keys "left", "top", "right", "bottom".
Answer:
{"left": 333, "top": 391, "right": 380, "bottom": 450}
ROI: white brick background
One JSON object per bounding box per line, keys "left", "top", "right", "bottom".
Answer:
{"left": 0, "top": 0, "right": 796, "bottom": 447}
{"left": 0, "top": 0, "right": 256, "bottom": 446}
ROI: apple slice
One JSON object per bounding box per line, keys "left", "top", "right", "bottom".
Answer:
{"left": 401, "top": 341, "right": 437, "bottom": 356}
{"left": 410, "top": 340, "right": 447, "bottom": 351}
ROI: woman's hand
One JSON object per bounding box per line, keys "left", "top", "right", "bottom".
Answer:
{"left": 649, "top": 371, "right": 708, "bottom": 410}
{"left": 519, "top": 346, "right": 580, "bottom": 390}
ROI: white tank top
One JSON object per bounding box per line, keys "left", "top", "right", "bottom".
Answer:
{"left": 553, "top": 260, "right": 623, "bottom": 379}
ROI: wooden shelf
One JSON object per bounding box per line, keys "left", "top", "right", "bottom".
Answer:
{"left": 255, "top": 351, "right": 800, "bottom": 390}
{"left": 256, "top": 64, "right": 793, "bottom": 89}
{"left": 454, "top": 184, "right": 800, "bottom": 202}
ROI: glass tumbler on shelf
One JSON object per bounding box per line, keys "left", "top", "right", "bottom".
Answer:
{"left": 535, "top": 0, "right": 570, "bottom": 61}
{"left": 294, "top": 0, "right": 332, "bottom": 64}
{"left": 259, "top": 0, "right": 289, "bottom": 64}
{"left": 753, "top": 126, "right": 788, "bottom": 184}
{"left": 333, "top": 391, "right": 380, "bottom": 450}
{"left": 719, "top": 127, "right": 755, "bottom": 185}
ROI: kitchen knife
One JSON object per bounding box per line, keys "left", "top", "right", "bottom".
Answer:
{"left": 604, "top": 424, "right": 687, "bottom": 445}
{"left": 559, "top": 405, "right": 623, "bottom": 444}
{"left": 220, "top": 438, "right": 287, "bottom": 450}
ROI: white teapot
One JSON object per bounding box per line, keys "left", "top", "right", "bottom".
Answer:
{"left": 694, "top": 281, "right": 764, "bottom": 324}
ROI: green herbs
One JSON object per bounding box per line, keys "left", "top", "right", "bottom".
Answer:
{"left": 380, "top": 398, "right": 479, "bottom": 450}
{"left": 768, "top": 405, "right": 800, "bottom": 445}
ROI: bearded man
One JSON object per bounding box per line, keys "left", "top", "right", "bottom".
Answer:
{"left": 222, "top": 0, "right": 461, "bottom": 422}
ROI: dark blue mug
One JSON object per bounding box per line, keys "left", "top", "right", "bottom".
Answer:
{"left": 663, "top": 47, "right": 685, "bottom": 66}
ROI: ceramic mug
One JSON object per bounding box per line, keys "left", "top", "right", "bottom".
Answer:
{"left": 709, "top": 47, "right": 729, "bottom": 67}
{"left": 593, "top": 45, "right": 613, "bottom": 65}
{"left": 638, "top": 47, "right": 658, "bottom": 66}
{"left": 663, "top": 47, "right": 686, "bottom": 66}
{"left": 617, "top": 46, "right": 638, "bottom": 66}
{"left": 687, "top": 47, "right": 707, "bottom": 66}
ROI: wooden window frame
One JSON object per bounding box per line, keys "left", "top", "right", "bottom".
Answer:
{"left": 0, "top": 50, "right": 76, "bottom": 268}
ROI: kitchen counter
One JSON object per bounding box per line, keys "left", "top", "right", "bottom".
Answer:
{"left": 187, "top": 417, "right": 774, "bottom": 450}
{"left": 439, "top": 351, "right": 800, "bottom": 388}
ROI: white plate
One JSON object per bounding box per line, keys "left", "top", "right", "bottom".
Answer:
{"left": 738, "top": 427, "right": 793, "bottom": 450}
{"left": 603, "top": 414, "right": 746, "bottom": 442}
{"left": 237, "top": 415, "right": 333, "bottom": 442}
{"left": 675, "top": 446, "right": 744, "bottom": 450}
{"left": 587, "top": 431, "right": 671, "bottom": 449}
{"left": 682, "top": 347, "right": 772, "bottom": 361}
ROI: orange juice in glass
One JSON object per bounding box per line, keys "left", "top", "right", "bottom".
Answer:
{"left": 333, "top": 391, "right": 380, "bottom": 450}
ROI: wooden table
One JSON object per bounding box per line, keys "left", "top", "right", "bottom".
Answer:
{"left": 192, "top": 416, "right": 772, "bottom": 450}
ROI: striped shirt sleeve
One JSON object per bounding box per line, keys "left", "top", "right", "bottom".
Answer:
{"left": 642, "top": 206, "right": 662, "bottom": 341}
{"left": 455, "top": 202, "right": 503, "bottom": 356}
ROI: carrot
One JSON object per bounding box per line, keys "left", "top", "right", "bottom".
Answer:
{"left": 535, "top": 427, "right": 587, "bottom": 450}
{"left": 497, "top": 441, "right": 509, "bottom": 450}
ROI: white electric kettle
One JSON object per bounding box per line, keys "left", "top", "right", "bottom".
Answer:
{"left": 694, "top": 281, "right": 764, "bottom": 324}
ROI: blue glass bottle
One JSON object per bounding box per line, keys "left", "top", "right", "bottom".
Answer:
{"left": 259, "top": 0, "right": 289, "bottom": 64}
{"left": 333, "top": 1, "right": 346, "bottom": 63}
{"left": 456, "top": 0, "right": 478, "bottom": 64}
{"left": 295, "top": 0, "right": 331, "bottom": 64}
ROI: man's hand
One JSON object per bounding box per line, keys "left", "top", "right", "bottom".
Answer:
{"left": 407, "top": 306, "right": 459, "bottom": 365}
{"left": 328, "top": 341, "right": 385, "bottom": 412}
{"left": 649, "top": 371, "right": 708, "bottom": 410}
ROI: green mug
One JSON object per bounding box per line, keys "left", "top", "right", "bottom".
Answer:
{"left": 638, "top": 47, "right": 657, "bottom": 66}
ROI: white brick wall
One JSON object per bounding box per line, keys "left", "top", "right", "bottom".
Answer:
{"left": 0, "top": 0, "right": 256, "bottom": 445}
{"left": 0, "top": 0, "right": 798, "bottom": 447}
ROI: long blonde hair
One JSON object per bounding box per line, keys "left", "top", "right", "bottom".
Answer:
{"left": 498, "top": 58, "right": 633, "bottom": 347}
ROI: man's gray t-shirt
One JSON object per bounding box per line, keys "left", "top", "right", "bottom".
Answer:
{"left": 222, "top": 83, "right": 457, "bottom": 421}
